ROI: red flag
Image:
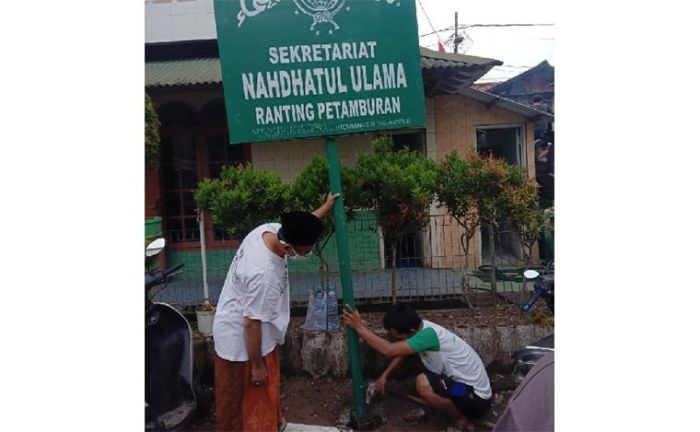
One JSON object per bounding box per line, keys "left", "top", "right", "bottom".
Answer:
{"left": 438, "top": 42, "right": 446, "bottom": 53}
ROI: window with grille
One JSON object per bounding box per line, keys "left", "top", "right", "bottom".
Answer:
{"left": 207, "top": 134, "right": 247, "bottom": 241}
{"left": 156, "top": 98, "right": 251, "bottom": 246}
{"left": 161, "top": 135, "right": 200, "bottom": 243}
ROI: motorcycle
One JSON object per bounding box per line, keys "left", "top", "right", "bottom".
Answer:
{"left": 511, "top": 263, "right": 554, "bottom": 383}
{"left": 145, "top": 238, "right": 195, "bottom": 430}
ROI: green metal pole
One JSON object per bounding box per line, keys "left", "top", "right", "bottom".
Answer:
{"left": 324, "top": 136, "right": 366, "bottom": 420}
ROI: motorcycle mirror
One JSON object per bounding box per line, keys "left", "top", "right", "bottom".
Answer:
{"left": 524, "top": 270, "right": 540, "bottom": 279}
{"left": 146, "top": 238, "right": 166, "bottom": 257}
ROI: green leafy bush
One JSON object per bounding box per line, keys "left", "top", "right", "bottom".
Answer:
{"left": 194, "top": 165, "right": 292, "bottom": 238}
{"left": 290, "top": 156, "right": 362, "bottom": 287}
{"left": 145, "top": 94, "right": 160, "bottom": 168}
{"left": 354, "top": 136, "right": 437, "bottom": 303}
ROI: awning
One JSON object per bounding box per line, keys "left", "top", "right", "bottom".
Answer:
{"left": 457, "top": 87, "right": 553, "bottom": 121}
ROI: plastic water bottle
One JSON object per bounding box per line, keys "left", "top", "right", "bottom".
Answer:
{"left": 326, "top": 286, "right": 339, "bottom": 331}
{"left": 310, "top": 286, "right": 327, "bottom": 331}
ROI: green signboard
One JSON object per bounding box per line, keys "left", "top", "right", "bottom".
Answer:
{"left": 214, "top": 0, "right": 426, "bottom": 144}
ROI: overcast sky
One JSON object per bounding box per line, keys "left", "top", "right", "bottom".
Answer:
{"left": 414, "top": 0, "right": 555, "bottom": 83}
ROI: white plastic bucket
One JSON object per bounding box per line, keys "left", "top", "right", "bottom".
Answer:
{"left": 196, "top": 310, "right": 215, "bottom": 337}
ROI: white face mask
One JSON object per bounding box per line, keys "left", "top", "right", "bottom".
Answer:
{"left": 282, "top": 242, "right": 314, "bottom": 261}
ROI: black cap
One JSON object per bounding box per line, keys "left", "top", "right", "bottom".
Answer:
{"left": 279, "top": 211, "right": 323, "bottom": 246}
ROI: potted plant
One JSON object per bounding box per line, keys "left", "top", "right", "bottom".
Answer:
{"left": 195, "top": 302, "right": 216, "bottom": 337}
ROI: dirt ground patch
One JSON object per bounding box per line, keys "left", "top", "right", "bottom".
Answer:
{"left": 279, "top": 376, "right": 515, "bottom": 432}
{"left": 176, "top": 304, "right": 549, "bottom": 431}
{"left": 179, "top": 375, "right": 516, "bottom": 432}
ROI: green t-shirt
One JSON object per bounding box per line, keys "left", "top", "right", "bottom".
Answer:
{"left": 406, "top": 327, "right": 440, "bottom": 353}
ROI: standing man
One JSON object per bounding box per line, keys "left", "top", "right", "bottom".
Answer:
{"left": 213, "top": 193, "right": 338, "bottom": 432}
{"left": 343, "top": 303, "right": 492, "bottom": 432}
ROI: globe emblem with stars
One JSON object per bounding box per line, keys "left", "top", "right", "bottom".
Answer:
{"left": 292, "top": 0, "right": 349, "bottom": 35}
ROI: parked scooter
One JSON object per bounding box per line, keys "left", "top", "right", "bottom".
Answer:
{"left": 145, "top": 238, "right": 195, "bottom": 430}
{"left": 512, "top": 263, "right": 554, "bottom": 383}
{"left": 521, "top": 266, "right": 554, "bottom": 314}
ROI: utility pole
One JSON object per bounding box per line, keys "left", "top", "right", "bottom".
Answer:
{"left": 453, "top": 11, "right": 464, "bottom": 53}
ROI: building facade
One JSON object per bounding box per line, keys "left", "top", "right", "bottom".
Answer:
{"left": 144, "top": 1, "right": 553, "bottom": 305}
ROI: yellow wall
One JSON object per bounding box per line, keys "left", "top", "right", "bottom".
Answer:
{"left": 427, "top": 94, "right": 539, "bottom": 269}
{"left": 433, "top": 95, "right": 536, "bottom": 177}
{"left": 250, "top": 134, "right": 373, "bottom": 183}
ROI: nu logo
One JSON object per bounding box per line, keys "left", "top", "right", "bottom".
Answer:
{"left": 236, "top": 0, "right": 401, "bottom": 35}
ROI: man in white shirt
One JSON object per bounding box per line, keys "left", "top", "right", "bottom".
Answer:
{"left": 213, "top": 193, "right": 337, "bottom": 432}
{"left": 343, "top": 303, "right": 492, "bottom": 432}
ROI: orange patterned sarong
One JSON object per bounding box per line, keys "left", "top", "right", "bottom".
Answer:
{"left": 214, "top": 348, "right": 283, "bottom": 432}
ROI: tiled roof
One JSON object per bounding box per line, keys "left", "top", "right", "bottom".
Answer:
{"left": 146, "top": 48, "right": 501, "bottom": 88}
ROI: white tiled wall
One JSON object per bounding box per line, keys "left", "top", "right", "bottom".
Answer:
{"left": 145, "top": 0, "right": 216, "bottom": 43}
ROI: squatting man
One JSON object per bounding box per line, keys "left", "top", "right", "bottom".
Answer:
{"left": 343, "top": 303, "right": 493, "bottom": 432}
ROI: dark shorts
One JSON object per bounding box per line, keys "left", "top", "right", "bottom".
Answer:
{"left": 423, "top": 370, "right": 492, "bottom": 419}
